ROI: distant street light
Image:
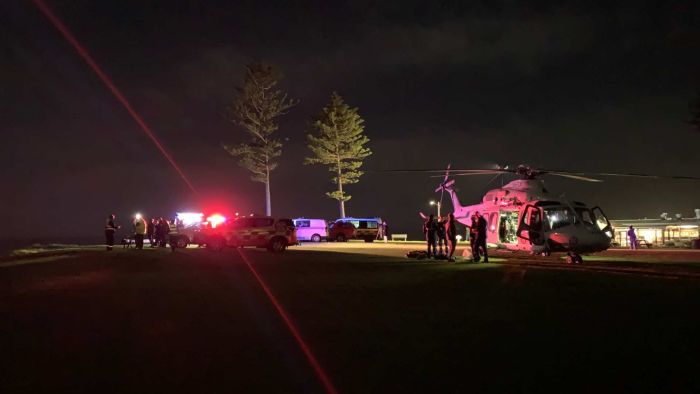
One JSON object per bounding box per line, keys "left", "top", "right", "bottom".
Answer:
{"left": 429, "top": 200, "right": 441, "bottom": 217}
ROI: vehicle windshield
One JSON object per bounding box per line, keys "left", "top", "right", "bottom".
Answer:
{"left": 543, "top": 207, "right": 575, "bottom": 230}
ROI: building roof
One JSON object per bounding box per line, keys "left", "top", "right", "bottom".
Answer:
{"left": 610, "top": 217, "right": 700, "bottom": 228}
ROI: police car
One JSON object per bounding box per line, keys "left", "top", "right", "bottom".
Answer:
{"left": 206, "top": 216, "right": 297, "bottom": 253}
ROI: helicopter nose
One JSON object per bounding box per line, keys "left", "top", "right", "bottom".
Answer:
{"left": 596, "top": 232, "right": 613, "bottom": 247}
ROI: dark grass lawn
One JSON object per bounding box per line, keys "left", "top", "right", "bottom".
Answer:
{"left": 1, "top": 247, "right": 700, "bottom": 393}
{"left": 248, "top": 249, "right": 700, "bottom": 393}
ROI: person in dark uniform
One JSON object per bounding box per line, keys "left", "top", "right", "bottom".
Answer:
{"left": 473, "top": 211, "right": 489, "bottom": 263}
{"left": 157, "top": 218, "right": 169, "bottom": 247}
{"left": 147, "top": 218, "right": 156, "bottom": 247}
{"left": 446, "top": 213, "right": 458, "bottom": 262}
{"left": 423, "top": 214, "right": 438, "bottom": 258}
{"left": 436, "top": 216, "right": 447, "bottom": 256}
{"left": 469, "top": 213, "right": 478, "bottom": 260}
{"left": 104, "top": 214, "right": 120, "bottom": 251}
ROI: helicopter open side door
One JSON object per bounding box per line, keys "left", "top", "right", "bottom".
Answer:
{"left": 516, "top": 205, "right": 545, "bottom": 245}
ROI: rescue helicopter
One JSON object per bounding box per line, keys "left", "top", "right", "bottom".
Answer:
{"left": 400, "top": 164, "right": 700, "bottom": 264}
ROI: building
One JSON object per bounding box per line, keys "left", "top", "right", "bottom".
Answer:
{"left": 610, "top": 210, "right": 700, "bottom": 247}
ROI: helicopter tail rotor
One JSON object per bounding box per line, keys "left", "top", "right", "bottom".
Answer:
{"left": 434, "top": 179, "right": 455, "bottom": 193}
{"left": 436, "top": 164, "right": 452, "bottom": 209}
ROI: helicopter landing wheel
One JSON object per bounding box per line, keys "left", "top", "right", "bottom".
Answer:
{"left": 566, "top": 252, "right": 583, "bottom": 264}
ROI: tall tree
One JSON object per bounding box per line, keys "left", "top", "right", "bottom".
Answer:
{"left": 305, "top": 92, "right": 372, "bottom": 218}
{"left": 223, "top": 62, "right": 297, "bottom": 215}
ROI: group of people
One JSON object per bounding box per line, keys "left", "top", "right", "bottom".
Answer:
{"left": 104, "top": 214, "right": 180, "bottom": 251}
{"left": 422, "top": 213, "right": 459, "bottom": 262}
{"left": 422, "top": 211, "right": 489, "bottom": 263}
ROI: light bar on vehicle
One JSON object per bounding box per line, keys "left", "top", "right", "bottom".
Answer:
{"left": 177, "top": 212, "right": 204, "bottom": 226}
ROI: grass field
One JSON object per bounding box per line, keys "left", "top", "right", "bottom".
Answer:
{"left": 1, "top": 245, "right": 700, "bottom": 393}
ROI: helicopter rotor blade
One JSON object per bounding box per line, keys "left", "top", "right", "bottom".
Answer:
{"left": 549, "top": 172, "right": 603, "bottom": 182}
{"left": 431, "top": 170, "right": 509, "bottom": 178}
{"left": 593, "top": 173, "right": 700, "bottom": 180}
{"left": 545, "top": 170, "right": 700, "bottom": 181}
{"left": 377, "top": 168, "right": 511, "bottom": 173}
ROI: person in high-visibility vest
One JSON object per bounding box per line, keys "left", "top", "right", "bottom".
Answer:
{"left": 133, "top": 215, "right": 147, "bottom": 250}
{"left": 105, "top": 214, "right": 121, "bottom": 251}
{"left": 168, "top": 218, "right": 182, "bottom": 251}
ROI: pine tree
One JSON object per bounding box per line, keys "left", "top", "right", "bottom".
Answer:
{"left": 223, "top": 62, "right": 297, "bottom": 216}
{"left": 305, "top": 93, "right": 372, "bottom": 218}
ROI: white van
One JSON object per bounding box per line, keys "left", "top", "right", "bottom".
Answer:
{"left": 293, "top": 218, "right": 329, "bottom": 242}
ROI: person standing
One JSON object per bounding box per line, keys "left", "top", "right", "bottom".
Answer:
{"left": 168, "top": 218, "right": 185, "bottom": 251}
{"left": 133, "top": 214, "right": 147, "bottom": 250}
{"left": 469, "top": 213, "right": 478, "bottom": 261}
{"left": 381, "top": 221, "right": 389, "bottom": 243}
{"left": 154, "top": 218, "right": 164, "bottom": 247}
{"left": 446, "top": 213, "right": 458, "bottom": 262}
{"left": 147, "top": 218, "right": 156, "bottom": 247}
{"left": 423, "top": 214, "right": 438, "bottom": 258}
{"left": 436, "top": 216, "right": 447, "bottom": 256}
{"left": 104, "top": 214, "right": 120, "bottom": 251}
{"left": 158, "top": 218, "right": 169, "bottom": 247}
{"left": 627, "top": 225, "right": 638, "bottom": 250}
{"left": 473, "top": 212, "right": 489, "bottom": 263}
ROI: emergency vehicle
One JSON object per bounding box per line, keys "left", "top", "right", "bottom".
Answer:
{"left": 333, "top": 217, "right": 382, "bottom": 242}
{"left": 168, "top": 212, "right": 209, "bottom": 249}
{"left": 206, "top": 216, "right": 297, "bottom": 252}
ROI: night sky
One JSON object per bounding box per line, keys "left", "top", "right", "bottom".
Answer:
{"left": 2, "top": 0, "right": 699, "bottom": 240}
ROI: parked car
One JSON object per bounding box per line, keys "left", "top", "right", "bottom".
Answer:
{"left": 328, "top": 221, "right": 356, "bottom": 242}
{"left": 293, "top": 218, "right": 328, "bottom": 242}
{"left": 333, "top": 217, "right": 382, "bottom": 242}
{"left": 206, "top": 216, "right": 297, "bottom": 252}
{"left": 343, "top": 217, "right": 381, "bottom": 242}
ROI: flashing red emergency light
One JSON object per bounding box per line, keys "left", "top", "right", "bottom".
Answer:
{"left": 177, "top": 212, "right": 204, "bottom": 226}
{"left": 206, "top": 214, "right": 227, "bottom": 228}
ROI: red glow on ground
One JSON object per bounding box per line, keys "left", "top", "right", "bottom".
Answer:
{"left": 236, "top": 250, "right": 338, "bottom": 394}
{"left": 32, "top": 0, "right": 197, "bottom": 195}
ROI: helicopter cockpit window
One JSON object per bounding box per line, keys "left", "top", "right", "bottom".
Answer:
{"left": 592, "top": 207, "right": 611, "bottom": 231}
{"left": 575, "top": 208, "right": 595, "bottom": 227}
{"left": 543, "top": 207, "right": 575, "bottom": 230}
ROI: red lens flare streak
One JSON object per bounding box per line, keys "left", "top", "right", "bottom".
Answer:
{"left": 32, "top": 0, "right": 197, "bottom": 194}
{"left": 236, "top": 249, "right": 338, "bottom": 394}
